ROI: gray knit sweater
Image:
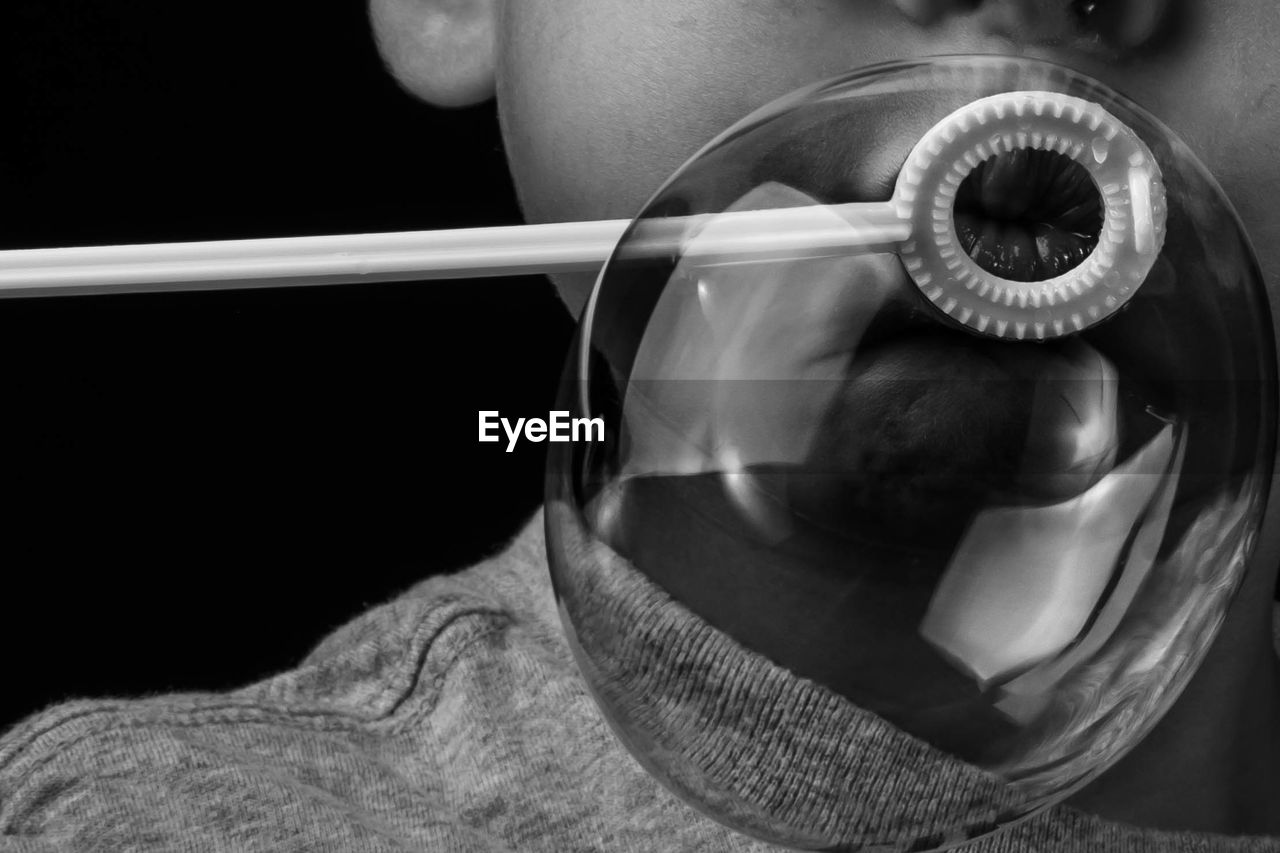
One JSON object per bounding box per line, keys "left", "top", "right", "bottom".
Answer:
{"left": 0, "top": 509, "right": 1276, "bottom": 852}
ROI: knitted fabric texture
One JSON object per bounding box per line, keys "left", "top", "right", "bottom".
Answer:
{"left": 0, "top": 509, "right": 1276, "bottom": 852}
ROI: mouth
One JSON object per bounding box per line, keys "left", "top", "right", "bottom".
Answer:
{"left": 953, "top": 149, "right": 1104, "bottom": 283}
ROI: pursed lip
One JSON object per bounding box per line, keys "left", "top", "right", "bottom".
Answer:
{"left": 953, "top": 147, "right": 1103, "bottom": 283}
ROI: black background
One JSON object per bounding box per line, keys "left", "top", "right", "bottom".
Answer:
{"left": 0, "top": 1, "right": 574, "bottom": 728}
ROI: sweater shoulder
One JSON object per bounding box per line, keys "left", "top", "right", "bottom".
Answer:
{"left": 0, "top": 514, "right": 557, "bottom": 852}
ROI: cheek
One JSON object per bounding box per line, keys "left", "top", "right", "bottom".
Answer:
{"left": 497, "top": 1, "right": 751, "bottom": 225}
{"left": 1188, "top": 109, "right": 1280, "bottom": 325}
{"left": 1113, "top": 6, "right": 1280, "bottom": 296}
{"left": 1221, "top": 153, "right": 1280, "bottom": 310}
{"left": 492, "top": 1, "right": 910, "bottom": 316}
{"left": 495, "top": 0, "right": 913, "bottom": 226}
{"left": 1211, "top": 100, "right": 1280, "bottom": 293}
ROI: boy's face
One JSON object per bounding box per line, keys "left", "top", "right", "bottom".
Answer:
{"left": 494, "top": 0, "right": 1280, "bottom": 315}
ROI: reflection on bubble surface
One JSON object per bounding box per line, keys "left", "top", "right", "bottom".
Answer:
{"left": 546, "top": 56, "right": 1275, "bottom": 851}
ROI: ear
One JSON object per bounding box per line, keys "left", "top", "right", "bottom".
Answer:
{"left": 369, "top": 0, "right": 497, "bottom": 108}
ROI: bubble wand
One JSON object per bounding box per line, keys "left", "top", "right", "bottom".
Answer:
{"left": 0, "top": 92, "right": 1163, "bottom": 340}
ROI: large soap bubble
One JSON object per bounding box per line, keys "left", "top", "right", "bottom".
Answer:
{"left": 545, "top": 56, "right": 1275, "bottom": 851}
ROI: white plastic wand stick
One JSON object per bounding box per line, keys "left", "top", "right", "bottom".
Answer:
{"left": 0, "top": 203, "right": 910, "bottom": 299}
{"left": 0, "top": 92, "right": 1165, "bottom": 342}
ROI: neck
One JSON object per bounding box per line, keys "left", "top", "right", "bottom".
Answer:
{"left": 1067, "top": 576, "right": 1280, "bottom": 836}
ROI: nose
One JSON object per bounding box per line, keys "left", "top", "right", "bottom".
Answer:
{"left": 891, "top": 0, "right": 981, "bottom": 26}
{"left": 892, "top": 0, "right": 1083, "bottom": 46}
{"left": 894, "top": 0, "right": 1175, "bottom": 52}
